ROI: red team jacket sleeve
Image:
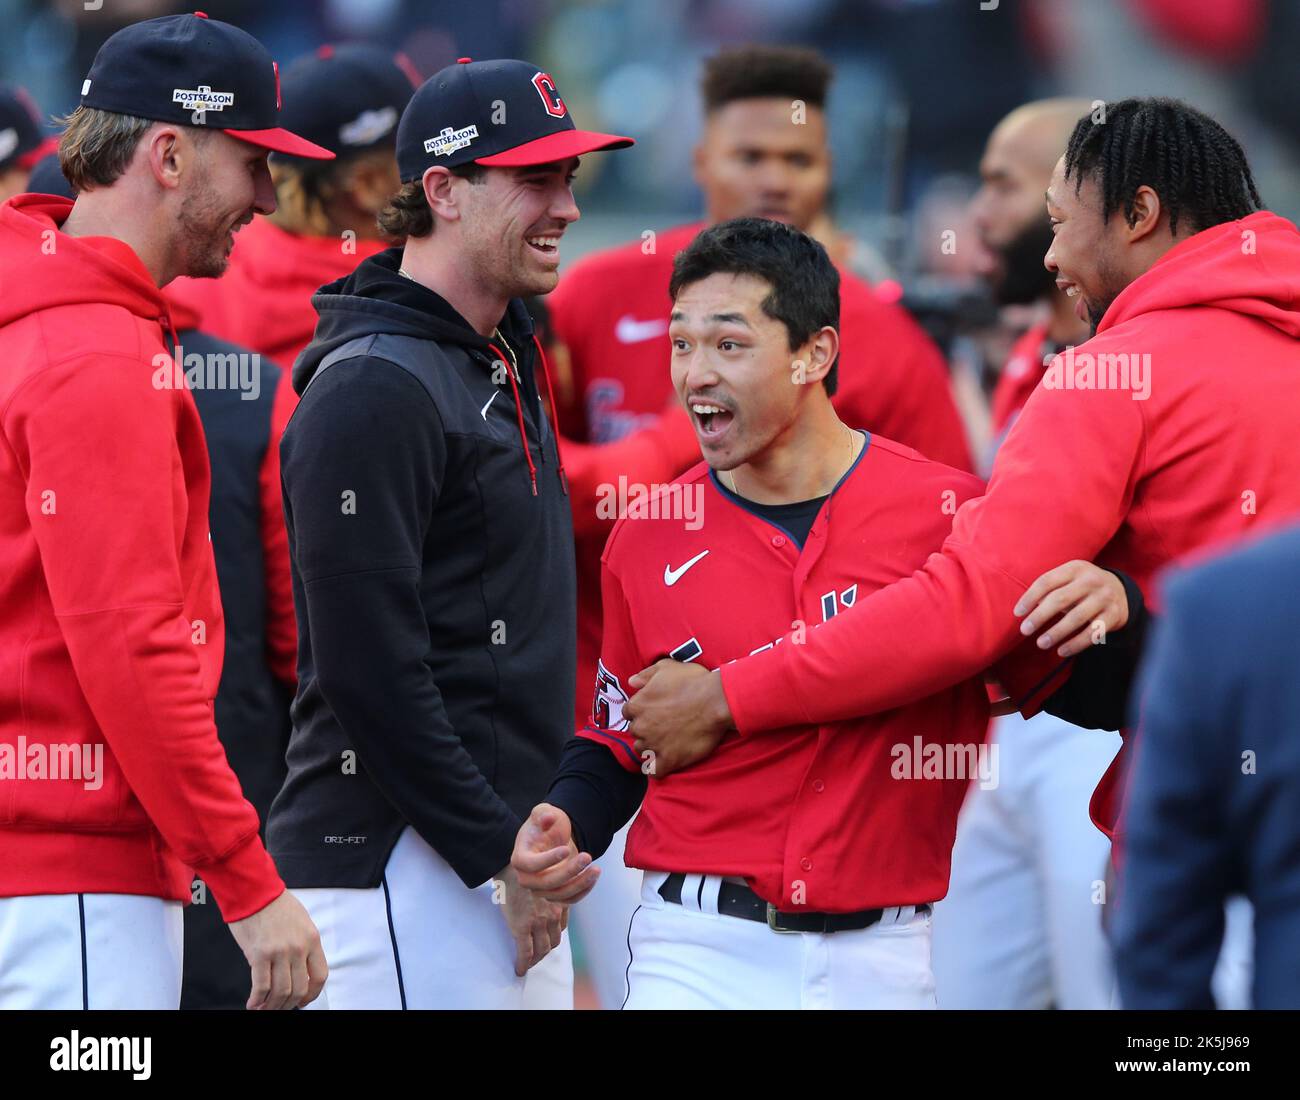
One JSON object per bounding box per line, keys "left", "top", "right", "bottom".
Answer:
{"left": 720, "top": 378, "right": 1146, "bottom": 732}
{"left": 559, "top": 406, "right": 700, "bottom": 540}
{"left": 9, "top": 356, "right": 284, "bottom": 921}
{"left": 261, "top": 367, "right": 298, "bottom": 686}
{"left": 574, "top": 541, "right": 646, "bottom": 772}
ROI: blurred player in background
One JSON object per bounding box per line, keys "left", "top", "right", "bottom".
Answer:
{"left": 548, "top": 44, "right": 972, "bottom": 1006}
{"left": 0, "top": 84, "right": 58, "bottom": 202}
{"left": 930, "top": 99, "right": 1124, "bottom": 1010}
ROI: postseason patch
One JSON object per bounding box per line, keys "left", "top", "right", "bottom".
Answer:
{"left": 172, "top": 85, "right": 235, "bottom": 112}
{"left": 424, "top": 123, "right": 479, "bottom": 157}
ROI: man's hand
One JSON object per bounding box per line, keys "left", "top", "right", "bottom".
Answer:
{"left": 496, "top": 864, "right": 567, "bottom": 977}
{"left": 512, "top": 803, "right": 601, "bottom": 904}
{"left": 1014, "top": 560, "right": 1129, "bottom": 658}
{"left": 227, "top": 890, "right": 328, "bottom": 1010}
{"left": 624, "top": 660, "right": 732, "bottom": 779}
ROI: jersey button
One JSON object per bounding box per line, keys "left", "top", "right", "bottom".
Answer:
{"left": 771, "top": 535, "right": 786, "bottom": 548}
{"left": 812, "top": 779, "right": 825, "bottom": 793}
{"left": 800, "top": 857, "right": 813, "bottom": 871}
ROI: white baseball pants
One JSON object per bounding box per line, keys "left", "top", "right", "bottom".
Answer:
{"left": 0, "top": 892, "right": 183, "bottom": 1009}
{"left": 294, "top": 826, "right": 572, "bottom": 1010}
{"left": 622, "top": 871, "right": 936, "bottom": 1010}
{"left": 930, "top": 710, "right": 1122, "bottom": 1008}
{"left": 569, "top": 817, "right": 641, "bottom": 1009}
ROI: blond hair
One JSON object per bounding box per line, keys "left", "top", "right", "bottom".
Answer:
{"left": 56, "top": 106, "right": 152, "bottom": 193}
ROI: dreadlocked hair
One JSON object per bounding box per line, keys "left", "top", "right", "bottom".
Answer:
{"left": 1063, "top": 97, "right": 1262, "bottom": 236}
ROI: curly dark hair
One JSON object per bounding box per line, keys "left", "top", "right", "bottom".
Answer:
{"left": 375, "top": 162, "right": 486, "bottom": 239}
{"left": 1063, "top": 97, "right": 1262, "bottom": 236}
{"left": 700, "top": 45, "right": 833, "bottom": 113}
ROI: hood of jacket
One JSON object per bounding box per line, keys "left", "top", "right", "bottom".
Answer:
{"left": 1099, "top": 210, "right": 1300, "bottom": 339}
{"left": 293, "top": 245, "right": 535, "bottom": 394}
{"left": 0, "top": 194, "right": 170, "bottom": 332}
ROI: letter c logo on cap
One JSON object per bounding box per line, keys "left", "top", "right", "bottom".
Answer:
{"left": 531, "top": 72, "right": 566, "bottom": 118}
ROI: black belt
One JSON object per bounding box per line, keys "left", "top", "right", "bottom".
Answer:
{"left": 657, "top": 872, "right": 932, "bottom": 935}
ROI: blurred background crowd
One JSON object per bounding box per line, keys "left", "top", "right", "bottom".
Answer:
{"left": 6, "top": 0, "right": 1300, "bottom": 458}
{"left": 7, "top": 1, "right": 1300, "bottom": 237}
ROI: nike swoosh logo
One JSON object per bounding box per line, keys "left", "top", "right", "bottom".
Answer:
{"left": 480, "top": 390, "right": 500, "bottom": 419}
{"left": 664, "top": 550, "right": 709, "bottom": 586}
{"left": 615, "top": 315, "right": 669, "bottom": 344}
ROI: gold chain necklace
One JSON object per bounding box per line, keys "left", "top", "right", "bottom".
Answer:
{"left": 492, "top": 327, "right": 520, "bottom": 381}
{"left": 724, "top": 426, "right": 858, "bottom": 499}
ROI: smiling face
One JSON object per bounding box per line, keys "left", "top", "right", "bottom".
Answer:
{"left": 1044, "top": 155, "right": 1132, "bottom": 333}
{"left": 670, "top": 271, "right": 825, "bottom": 471}
{"left": 175, "top": 130, "right": 277, "bottom": 279}
{"left": 695, "top": 99, "right": 830, "bottom": 231}
{"left": 456, "top": 156, "right": 580, "bottom": 299}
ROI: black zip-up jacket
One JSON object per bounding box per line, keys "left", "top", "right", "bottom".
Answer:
{"left": 266, "top": 248, "right": 576, "bottom": 889}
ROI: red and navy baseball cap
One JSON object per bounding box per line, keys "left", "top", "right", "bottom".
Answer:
{"left": 79, "top": 11, "right": 333, "bottom": 160}
{"left": 396, "top": 57, "right": 633, "bottom": 182}
{"left": 0, "top": 84, "right": 58, "bottom": 172}
{"left": 271, "top": 43, "right": 420, "bottom": 162}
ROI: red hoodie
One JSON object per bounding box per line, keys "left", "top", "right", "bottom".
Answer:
{"left": 0, "top": 195, "right": 284, "bottom": 920}
{"left": 718, "top": 211, "right": 1300, "bottom": 838}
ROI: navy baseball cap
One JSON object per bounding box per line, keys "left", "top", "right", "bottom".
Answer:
{"left": 272, "top": 43, "right": 420, "bottom": 162}
{"left": 396, "top": 57, "right": 633, "bottom": 183}
{"left": 79, "top": 11, "right": 333, "bottom": 160}
{"left": 0, "top": 84, "right": 58, "bottom": 172}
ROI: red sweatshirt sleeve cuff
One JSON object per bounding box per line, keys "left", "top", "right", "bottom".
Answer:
{"left": 720, "top": 645, "right": 810, "bottom": 735}
{"left": 194, "top": 833, "right": 286, "bottom": 923}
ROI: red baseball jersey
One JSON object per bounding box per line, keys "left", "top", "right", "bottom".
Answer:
{"left": 549, "top": 221, "right": 973, "bottom": 725}
{"left": 578, "top": 434, "right": 1056, "bottom": 912}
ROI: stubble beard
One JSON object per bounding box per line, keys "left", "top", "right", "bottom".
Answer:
{"left": 177, "top": 180, "right": 233, "bottom": 280}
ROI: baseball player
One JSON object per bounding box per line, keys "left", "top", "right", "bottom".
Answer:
{"left": 511, "top": 218, "right": 1133, "bottom": 1010}
{"left": 265, "top": 58, "right": 632, "bottom": 1009}
{"left": 547, "top": 41, "right": 973, "bottom": 1009}
{"left": 0, "top": 13, "right": 333, "bottom": 1010}
{"left": 930, "top": 99, "right": 1124, "bottom": 1009}
{"left": 621, "top": 99, "right": 1300, "bottom": 866}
